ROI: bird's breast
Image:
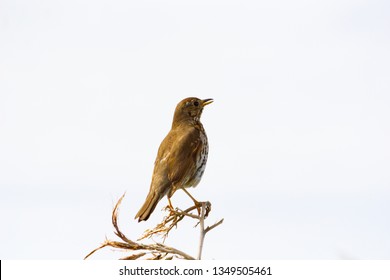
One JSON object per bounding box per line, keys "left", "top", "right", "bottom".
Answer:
{"left": 188, "top": 129, "right": 209, "bottom": 188}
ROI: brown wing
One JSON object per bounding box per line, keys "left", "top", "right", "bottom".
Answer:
{"left": 145, "top": 125, "right": 200, "bottom": 201}
{"left": 134, "top": 133, "right": 173, "bottom": 221}
{"left": 166, "top": 126, "right": 201, "bottom": 195}
{"left": 135, "top": 125, "right": 201, "bottom": 221}
{"left": 147, "top": 131, "right": 176, "bottom": 199}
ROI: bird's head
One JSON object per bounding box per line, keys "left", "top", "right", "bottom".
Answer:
{"left": 172, "top": 97, "right": 213, "bottom": 126}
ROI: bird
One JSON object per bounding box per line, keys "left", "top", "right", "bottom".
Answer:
{"left": 135, "top": 97, "right": 213, "bottom": 222}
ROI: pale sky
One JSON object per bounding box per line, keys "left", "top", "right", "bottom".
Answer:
{"left": 1, "top": 0, "right": 389, "bottom": 259}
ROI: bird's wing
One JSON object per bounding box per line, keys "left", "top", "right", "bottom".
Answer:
{"left": 167, "top": 126, "right": 201, "bottom": 188}
{"left": 147, "top": 134, "right": 173, "bottom": 198}
{"left": 149, "top": 126, "right": 201, "bottom": 198}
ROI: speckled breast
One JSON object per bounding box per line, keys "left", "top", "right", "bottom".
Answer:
{"left": 189, "top": 128, "right": 209, "bottom": 188}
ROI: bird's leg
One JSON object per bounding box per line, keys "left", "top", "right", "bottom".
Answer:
{"left": 167, "top": 197, "right": 175, "bottom": 211}
{"left": 181, "top": 188, "right": 202, "bottom": 215}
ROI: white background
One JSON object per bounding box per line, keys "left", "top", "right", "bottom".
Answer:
{"left": 1, "top": 0, "right": 389, "bottom": 259}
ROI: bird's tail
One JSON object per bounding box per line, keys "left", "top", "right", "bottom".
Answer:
{"left": 135, "top": 191, "right": 160, "bottom": 222}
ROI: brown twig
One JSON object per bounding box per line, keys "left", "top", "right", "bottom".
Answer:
{"left": 84, "top": 193, "right": 195, "bottom": 260}
{"left": 138, "top": 205, "right": 201, "bottom": 242}
{"left": 84, "top": 193, "right": 223, "bottom": 260}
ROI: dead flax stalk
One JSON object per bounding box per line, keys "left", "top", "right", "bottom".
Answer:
{"left": 196, "top": 202, "right": 224, "bottom": 260}
{"left": 84, "top": 193, "right": 223, "bottom": 260}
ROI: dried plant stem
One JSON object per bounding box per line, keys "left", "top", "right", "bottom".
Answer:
{"left": 85, "top": 193, "right": 224, "bottom": 260}
{"left": 197, "top": 202, "right": 206, "bottom": 260}
{"left": 84, "top": 193, "right": 195, "bottom": 260}
{"left": 196, "top": 202, "right": 224, "bottom": 260}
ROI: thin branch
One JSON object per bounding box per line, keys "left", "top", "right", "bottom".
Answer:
{"left": 197, "top": 202, "right": 206, "bottom": 260}
{"left": 84, "top": 192, "right": 223, "bottom": 260}
{"left": 84, "top": 193, "right": 195, "bottom": 260}
{"left": 195, "top": 202, "right": 224, "bottom": 259}
{"left": 205, "top": 218, "right": 224, "bottom": 234}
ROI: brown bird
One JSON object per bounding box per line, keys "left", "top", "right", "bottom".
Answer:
{"left": 135, "top": 97, "right": 213, "bottom": 222}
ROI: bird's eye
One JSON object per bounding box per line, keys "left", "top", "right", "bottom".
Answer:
{"left": 193, "top": 101, "right": 199, "bottom": 107}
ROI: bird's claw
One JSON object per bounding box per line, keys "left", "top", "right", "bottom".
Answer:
{"left": 194, "top": 201, "right": 211, "bottom": 218}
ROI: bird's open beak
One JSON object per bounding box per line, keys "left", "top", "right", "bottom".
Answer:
{"left": 202, "top": 98, "right": 214, "bottom": 106}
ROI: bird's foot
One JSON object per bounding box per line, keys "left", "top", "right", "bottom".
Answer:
{"left": 203, "top": 201, "right": 212, "bottom": 218}
{"left": 194, "top": 201, "right": 211, "bottom": 218}
{"left": 164, "top": 203, "right": 176, "bottom": 216}
{"left": 166, "top": 197, "right": 175, "bottom": 211}
{"left": 193, "top": 200, "right": 202, "bottom": 216}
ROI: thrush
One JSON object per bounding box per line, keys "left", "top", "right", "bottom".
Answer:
{"left": 135, "top": 97, "right": 213, "bottom": 222}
